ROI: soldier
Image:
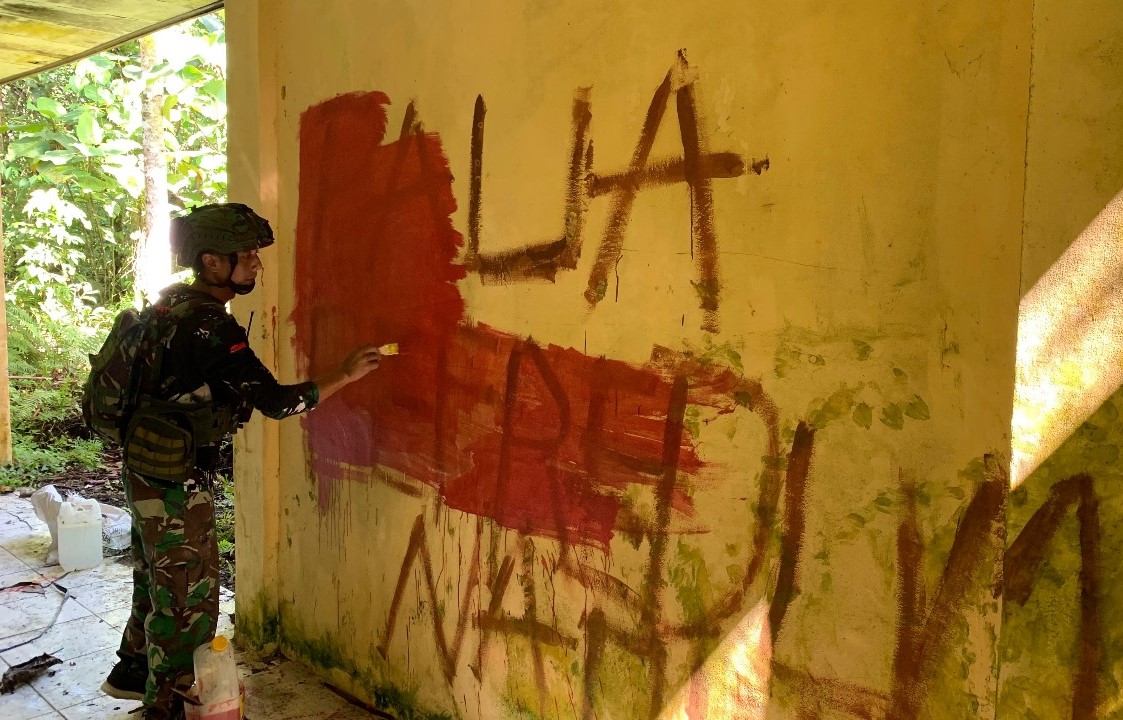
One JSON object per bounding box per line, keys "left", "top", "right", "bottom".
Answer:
{"left": 100, "top": 203, "right": 381, "bottom": 720}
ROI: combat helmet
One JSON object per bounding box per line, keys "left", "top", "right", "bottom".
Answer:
{"left": 169, "top": 203, "right": 274, "bottom": 268}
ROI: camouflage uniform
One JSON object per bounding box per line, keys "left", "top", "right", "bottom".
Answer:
{"left": 116, "top": 282, "right": 318, "bottom": 718}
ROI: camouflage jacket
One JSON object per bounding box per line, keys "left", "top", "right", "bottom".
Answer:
{"left": 144, "top": 283, "right": 318, "bottom": 445}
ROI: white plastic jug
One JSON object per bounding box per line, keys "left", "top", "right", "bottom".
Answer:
{"left": 192, "top": 635, "right": 240, "bottom": 709}
{"left": 57, "top": 499, "right": 102, "bottom": 571}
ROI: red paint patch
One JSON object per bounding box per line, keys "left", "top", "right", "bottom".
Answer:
{"left": 292, "top": 92, "right": 719, "bottom": 548}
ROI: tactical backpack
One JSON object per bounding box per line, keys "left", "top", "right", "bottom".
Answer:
{"left": 83, "top": 292, "right": 234, "bottom": 483}
{"left": 82, "top": 306, "right": 152, "bottom": 447}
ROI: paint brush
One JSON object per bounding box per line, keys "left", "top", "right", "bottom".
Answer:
{"left": 378, "top": 343, "right": 399, "bottom": 356}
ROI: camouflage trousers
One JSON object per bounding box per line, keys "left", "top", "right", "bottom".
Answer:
{"left": 116, "top": 468, "right": 219, "bottom": 715}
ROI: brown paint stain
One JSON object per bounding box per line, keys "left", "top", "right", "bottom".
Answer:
{"left": 588, "top": 152, "right": 745, "bottom": 198}
{"left": 467, "top": 94, "right": 485, "bottom": 257}
{"left": 377, "top": 514, "right": 425, "bottom": 662}
{"left": 639, "top": 375, "right": 689, "bottom": 717}
{"left": 472, "top": 550, "right": 517, "bottom": 681}
{"left": 521, "top": 540, "right": 549, "bottom": 716}
{"left": 1074, "top": 476, "right": 1101, "bottom": 720}
{"left": 674, "top": 50, "right": 722, "bottom": 333}
{"left": 1003, "top": 474, "right": 1101, "bottom": 719}
{"left": 773, "top": 663, "right": 890, "bottom": 719}
{"left": 584, "top": 69, "right": 673, "bottom": 307}
{"left": 476, "top": 615, "right": 579, "bottom": 651}
{"left": 889, "top": 474, "right": 924, "bottom": 715}
{"left": 583, "top": 608, "right": 607, "bottom": 720}
{"left": 467, "top": 90, "right": 592, "bottom": 282}
{"left": 768, "top": 420, "right": 815, "bottom": 643}
{"left": 888, "top": 456, "right": 1006, "bottom": 720}
{"left": 378, "top": 513, "right": 481, "bottom": 683}
{"left": 750, "top": 157, "right": 771, "bottom": 175}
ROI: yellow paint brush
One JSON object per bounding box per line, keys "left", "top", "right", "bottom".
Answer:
{"left": 378, "top": 343, "right": 399, "bottom": 356}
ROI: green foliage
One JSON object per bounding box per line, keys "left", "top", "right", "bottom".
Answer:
{"left": 2, "top": 302, "right": 108, "bottom": 484}
{"left": 214, "top": 468, "right": 236, "bottom": 583}
{"left": 3, "top": 15, "right": 227, "bottom": 311}
{"left": 2, "top": 14, "right": 227, "bottom": 484}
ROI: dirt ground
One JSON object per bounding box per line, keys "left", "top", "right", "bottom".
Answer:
{"left": 16, "top": 448, "right": 237, "bottom": 592}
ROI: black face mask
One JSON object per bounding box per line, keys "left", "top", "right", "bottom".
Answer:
{"left": 229, "top": 278, "right": 256, "bottom": 295}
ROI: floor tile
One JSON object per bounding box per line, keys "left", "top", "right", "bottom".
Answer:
{"left": 58, "top": 558, "right": 133, "bottom": 591}
{"left": 0, "top": 509, "right": 38, "bottom": 535}
{"left": 243, "top": 661, "right": 376, "bottom": 719}
{"left": 68, "top": 574, "right": 133, "bottom": 617}
{"left": 1, "top": 614, "right": 123, "bottom": 667}
{"left": 1, "top": 533, "right": 54, "bottom": 570}
{"left": 26, "top": 647, "right": 119, "bottom": 711}
{"left": 1, "top": 495, "right": 384, "bottom": 718}
{"left": 0, "top": 567, "right": 69, "bottom": 606}
{"left": 0, "top": 546, "right": 31, "bottom": 575}
{"left": 58, "top": 694, "right": 139, "bottom": 719}
{"left": 0, "top": 658, "right": 57, "bottom": 720}
{"left": 0, "top": 590, "right": 92, "bottom": 641}
{"left": 96, "top": 606, "right": 132, "bottom": 630}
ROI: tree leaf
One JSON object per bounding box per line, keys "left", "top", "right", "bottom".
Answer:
{"left": 69, "top": 170, "right": 111, "bottom": 192}
{"left": 75, "top": 110, "right": 103, "bottom": 146}
{"left": 100, "top": 138, "right": 142, "bottom": 155}
{"left": 201, "top": 79, "right": 226, "bottom": 103}
{"left": 37, "top": 150, "right": 76, "bottom": 165}
{"left": 178, "top": 65, "right": 206, "bottom": 83}
{"left": 33, "top": 96, "right": 67, "bottom": 119}
{"left": 7, "top": 137, "right": 51, "bottom": 160}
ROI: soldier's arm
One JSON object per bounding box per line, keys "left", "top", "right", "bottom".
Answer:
{"left": 195, "top": 314, "right": 318, "bottom": 419}
{"left": 195, "top": 312, "right": 380, "bottom": 419}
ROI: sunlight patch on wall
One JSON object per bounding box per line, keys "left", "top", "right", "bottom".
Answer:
{"left": 661, "top": 600, "right": 771, "bottom": 719}
{"left": 1011, "top": 189, "right": 1123, "bottom": 487}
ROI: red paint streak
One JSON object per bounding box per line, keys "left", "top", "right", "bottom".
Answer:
{"left": 292, "top": 91, "right": 720, "bottom": 548}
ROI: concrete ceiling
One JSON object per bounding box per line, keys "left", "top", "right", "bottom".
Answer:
{"left": 0, "top": 1, "right": 223, "bottom": 84}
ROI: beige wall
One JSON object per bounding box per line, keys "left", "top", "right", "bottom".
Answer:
{"left": 1000, "top": 0, "right": 1123, "bottom": 717}
{"left": 227, "top": 1, "right": 1036, "bottom": 718}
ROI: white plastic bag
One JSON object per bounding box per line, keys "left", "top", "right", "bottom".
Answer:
{"left": 100, "top": 504, "right": 132, "bottom": 552}
{"left": 29, "top": 484, "right": 64, "bottom": 565}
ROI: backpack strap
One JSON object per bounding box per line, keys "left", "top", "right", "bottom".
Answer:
{"left": 119, "top": 305, "right": 158, "bottom": 436}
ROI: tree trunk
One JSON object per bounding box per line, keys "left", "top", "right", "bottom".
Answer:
{"left": 136, "top": 34, "right": 171, "bottom": 305}
{"left": 0, "top": 93, "right": 13, "bottom": 464}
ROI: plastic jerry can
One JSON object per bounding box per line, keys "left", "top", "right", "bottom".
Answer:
{"left": 57, "top": 499, "right": 103, "bottom": 571}
{"left": 187, "top": 635, "right": 242, "bottom": 720}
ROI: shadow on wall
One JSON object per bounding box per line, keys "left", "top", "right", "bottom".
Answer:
{"left": 999, "top": 386, "right": 1123, "bottom": 719}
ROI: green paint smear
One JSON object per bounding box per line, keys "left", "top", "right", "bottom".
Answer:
{"left": 904, "top": 394, "right": 930, "bottom": 421}
{"left": 880, "top": 403, "right": 904, "bottom": 430}
{"left": 807, "top": 383, "right": 863, "bottom": 431}
{"left": 236, "top": 592, "right": 453, "bottom": 720}
{"left": 852, "top": 401, "right": 873, "bottom": 429}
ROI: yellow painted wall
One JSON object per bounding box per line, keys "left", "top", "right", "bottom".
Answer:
{"left": 226, "top": 1, "right": 1038, "bottom": 718}
{"left": 1000, "top": 0, "right": 1123, "bottom": 717}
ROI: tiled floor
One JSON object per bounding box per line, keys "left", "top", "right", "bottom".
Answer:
{"left": 0, "top": 494, "right": 379, "bottom": 719}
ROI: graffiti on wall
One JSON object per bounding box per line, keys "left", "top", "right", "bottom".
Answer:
{"left": 463, "top": 51, "right": 768, "bottom": 334}
{"left": 290, "top": 54, "right": 1107, "bottom": 719}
